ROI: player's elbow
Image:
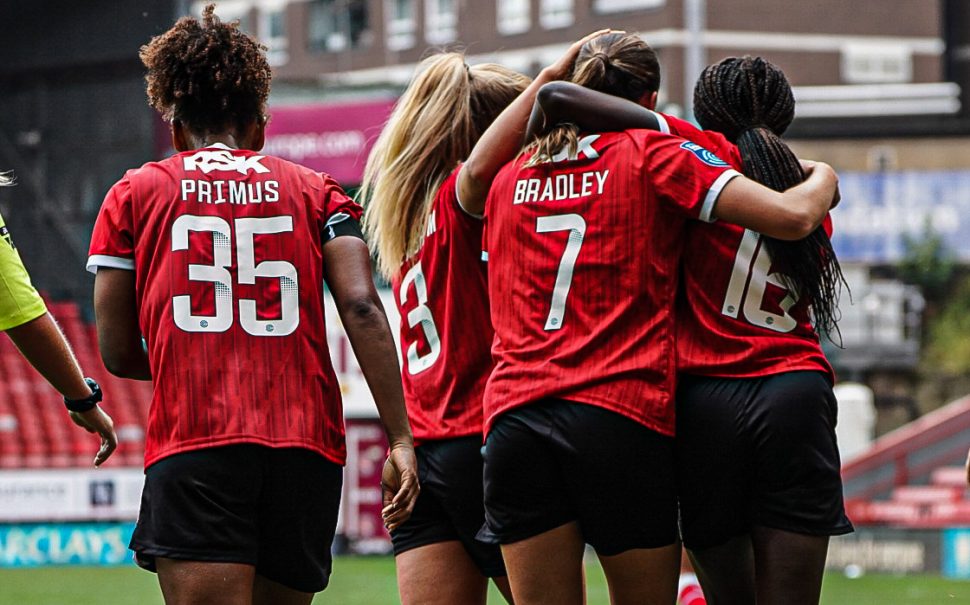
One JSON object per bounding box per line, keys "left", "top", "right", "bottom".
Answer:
{"left": 99, "top": 343, "right": 140, "bottom": 379}
{"left": 340, "top": 294, "right": 386, "bottom": 325}
{"left": 100, "top": 351, "right": 130, "bottom": 378}
{"left": 772, "top": 208, "right": 820, "bottom": 241}
{"left": 536, "top": 81, "right": 571, "bottom": 115}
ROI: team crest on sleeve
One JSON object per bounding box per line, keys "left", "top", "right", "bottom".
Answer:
{"left": 679, "top": 141, "right": 729, "bottom": 167}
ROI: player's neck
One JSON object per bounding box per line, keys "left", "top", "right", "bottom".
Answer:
{"left": 194, "top": 133, "right": 240, "bottom": 150}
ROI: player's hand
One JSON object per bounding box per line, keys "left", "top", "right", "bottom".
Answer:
{"left": 799, "top": 159, "right": 840, "bottom": 209}
{"left": 68, "top": 405, "right": 118, "bottom": 467}
{"left": 543, "top": 29, "right": 624, "bottom": 81}
{"left": 381, "top": 443, "right": 419, "bottom": 533}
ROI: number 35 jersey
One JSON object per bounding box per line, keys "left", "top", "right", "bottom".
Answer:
{"left": 391, "top": 167, "right": 493, "bottom": 444}
{"left": 87, "top": 143, "right": 362, "bottom": 468}
{"left": 658, "top": 114, "right": 834, "bottom": 381}
{"left": 484, "top": 130, "right": 740, "bottom": 437}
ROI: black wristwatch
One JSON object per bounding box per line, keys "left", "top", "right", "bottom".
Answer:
{"left": 64, "top": 378, "right": 103, "bottom": 413}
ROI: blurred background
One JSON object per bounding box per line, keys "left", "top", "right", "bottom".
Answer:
{"left": 0, "top": 0, "right": 969, "bottom": 602}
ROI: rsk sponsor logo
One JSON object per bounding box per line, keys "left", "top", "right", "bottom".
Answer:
{"left": 183, "top": 150, "right": 270, "bottom": 175}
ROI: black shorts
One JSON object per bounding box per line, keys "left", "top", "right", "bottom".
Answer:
{"left": 390, "top": 436, "right": 506, "bottom": 577}
{"left": 481, "top": 399, "right": 678, "bottom": 556}
{"left": 676, "top": 371, "right": 854, "bottom": 549}
{"left": 130, "top": 444, "right": 343, "bottom": 593}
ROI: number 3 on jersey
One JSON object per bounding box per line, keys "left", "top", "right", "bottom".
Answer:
{"left": 722, "top": 229, "right": 797, "bottom": 333}
{"left": 172, "top": 215, "right": 299, "bottom": 336}
{"left": 400, "top": 262, "right": 441, "bottom": 375}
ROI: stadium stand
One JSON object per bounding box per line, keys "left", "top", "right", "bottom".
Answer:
{"left": 0, "top": 300, "right": 150, "bottom": 469}
{"left": 842, "top": 395, "right": 970, "bottom": 528}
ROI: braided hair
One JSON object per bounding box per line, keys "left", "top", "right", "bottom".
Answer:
{"left": 693, "top": 56, "right": 844, "bottom": 337}
{"left": 139, "top": 3, "right": 271, "bottom": 136}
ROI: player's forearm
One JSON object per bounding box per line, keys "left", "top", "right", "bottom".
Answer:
{"left": 339, "top": 298, "right": 414, "bottom": 448}
{"left": 527, "top": 81, "right": 660, "bottom": 141}
{"left": 93, "top": 268, "right": 152, "bottom": 380}
{"left": 6, "top": 313, "right": 93, "bottom": 400}
{"left": 459, "top": 68, "right": 559, "bottom": 215}
{"left": 777, "top": 164, "right": 839, "bottom": 239}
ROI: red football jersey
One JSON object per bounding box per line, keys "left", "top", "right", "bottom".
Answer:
{"left": 660, "top": 114, "right": 834, "bottom": 380}
{"left": 484, "top": 130, "right": 741, "bottom": 436}
{"left": 88, "top": 143, "right": 362, "bottom": 468}
{"left": 391, "top": 167, "right": 493, "bottom": 443}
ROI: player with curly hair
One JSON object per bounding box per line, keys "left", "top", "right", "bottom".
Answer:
{"left": 87, "top": 6, "right": 418, "bottom": 604}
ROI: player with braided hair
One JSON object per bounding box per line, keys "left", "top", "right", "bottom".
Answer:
{"left": 675, "top": 56, "right": 852, "bottom": 605}
{"left": 482, "top": 32, "right": 840, "bottom": 605}
{"left": 692, "top": 56, "right": 845, "bottom": 335}
{"left": 527, "top": 49, "right": 851, "bottom": 605}
{"left": 88, "top": 6, "right": 418, "bottom": 604}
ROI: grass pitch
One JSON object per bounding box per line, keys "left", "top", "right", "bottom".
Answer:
{"left": 1, "top": 557, "right": 969, "bottom": 604}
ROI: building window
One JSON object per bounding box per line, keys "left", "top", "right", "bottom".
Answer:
{"left": 385, "top": 0, "right": 416, "bottom": 51}
{"left": 592, "top": 0, "right": 665, "bottom": 13}
{"left": 842, "top": 45, "right": 913, "bottom": 84}
{"left": 425, "top": 0, "right": 457, "bottom": 45}
{"left": 497, "top": 0, "right": 530, "bottom": 36}
{"left": 260, "top": 5, "right": 288, "bottom": 65}
{"left": 540, "top": 0, "right": 573, "bottom": 29}
{"left": 308, "top": 0, "right": 371, "bottom": 53}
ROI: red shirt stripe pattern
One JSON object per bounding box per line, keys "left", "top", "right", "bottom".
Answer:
{"left": 484, "top": 130, "right": 740, "bottom": 437}
{"left": 659, "top": 114, "right": 834, "bottom": 381}
{"left": 391, "top": 167, "right": 493, "bottom": 443}
{"left": 88, "top": 144, "right": 362, "bottom": 468}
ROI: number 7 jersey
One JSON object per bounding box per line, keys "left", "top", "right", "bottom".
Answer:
{"left": 87, "top": 143, "right": 363, "bottom": 468}
{"left": 483, "top": 130, "right": 741, "bottom": 437}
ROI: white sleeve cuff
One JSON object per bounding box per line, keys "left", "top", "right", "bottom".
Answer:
{"left": 651, "top": 111, "right": 670, "bottom": 134}
{"left": 699, "top": 169, "right": 742, "bottom": 223}
{"left": 87, "top": 255, "right": 135, "bottom": 274}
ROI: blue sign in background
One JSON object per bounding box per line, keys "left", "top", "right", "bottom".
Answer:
{"left": 833, "top": 171, "right": 970, "bottom": 263}
{"left": 943, "top": 527, "right": 970, "bottom": 579}
{"left": 0, "top": 522, "right": 135, "bottom": 568}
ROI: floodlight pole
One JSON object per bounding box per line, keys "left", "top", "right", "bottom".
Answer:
{"left": 684, "top": 0, "right": 706, "bottom": 121}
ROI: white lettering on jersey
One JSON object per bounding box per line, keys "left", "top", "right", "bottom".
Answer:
{"left": 550, "top": 135, "right": 600, "bottom": 163}
{"left": 513, "top": 170, "right": 610, "bottom": 205}
{"left": 180, "top": 180, "right": 280, "bottom": 205}
{"left": 183, "top": 150, "right": 270, "bottom": 174}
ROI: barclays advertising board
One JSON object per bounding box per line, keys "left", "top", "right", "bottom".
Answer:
{"left": 832, "top": 171, "right": 970, "bottom": 263}
{"left": 0, "top": 523, "right": 135, "bottom": 567}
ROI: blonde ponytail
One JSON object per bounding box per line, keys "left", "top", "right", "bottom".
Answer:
{"left": 360, "top": 53, "right": 529, "bottom": 280}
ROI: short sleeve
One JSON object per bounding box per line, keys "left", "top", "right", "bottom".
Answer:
{"left": 0, "top": 213, "right": 47, "bottom": 330}
{"left": 641, "top": 133, "right": 741, "bottom": 223}
{"left": 87, "top": 176, "right": 135, "bottom": 273}
{"left": 317, "top": 173, "right": 364, "bottom": 244}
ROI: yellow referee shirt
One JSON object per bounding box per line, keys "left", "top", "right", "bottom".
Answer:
{"left": 0, "top": 212, "right": 47, "bottom": 331}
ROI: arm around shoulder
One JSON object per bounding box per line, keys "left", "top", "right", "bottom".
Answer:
{"left": 712, "top": 161, "right": 839, "bottom": 240}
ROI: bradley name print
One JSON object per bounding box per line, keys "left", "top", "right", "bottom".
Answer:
{"left": 512, "top": 169, "right": 610, "bottom": 205}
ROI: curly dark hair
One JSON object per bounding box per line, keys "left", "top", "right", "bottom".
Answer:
{"left": 139, "top": 3, "right": 272, "bottom": 135}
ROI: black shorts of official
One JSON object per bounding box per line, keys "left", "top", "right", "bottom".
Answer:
{"left": 676, "top": 371, "right": 854, "bottom": 550}
{"left": 390, "top": 436, "right": 506, "bottom": 578}
{"left": 130, "top": 444, "right": 343, "bottom": 593}
{"left": 481, "top": 399, "right": 678, "bottom": 556}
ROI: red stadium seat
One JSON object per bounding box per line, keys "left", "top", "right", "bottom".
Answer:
{"left": 0, "top": 300, "right": 151, "bottom": 468}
